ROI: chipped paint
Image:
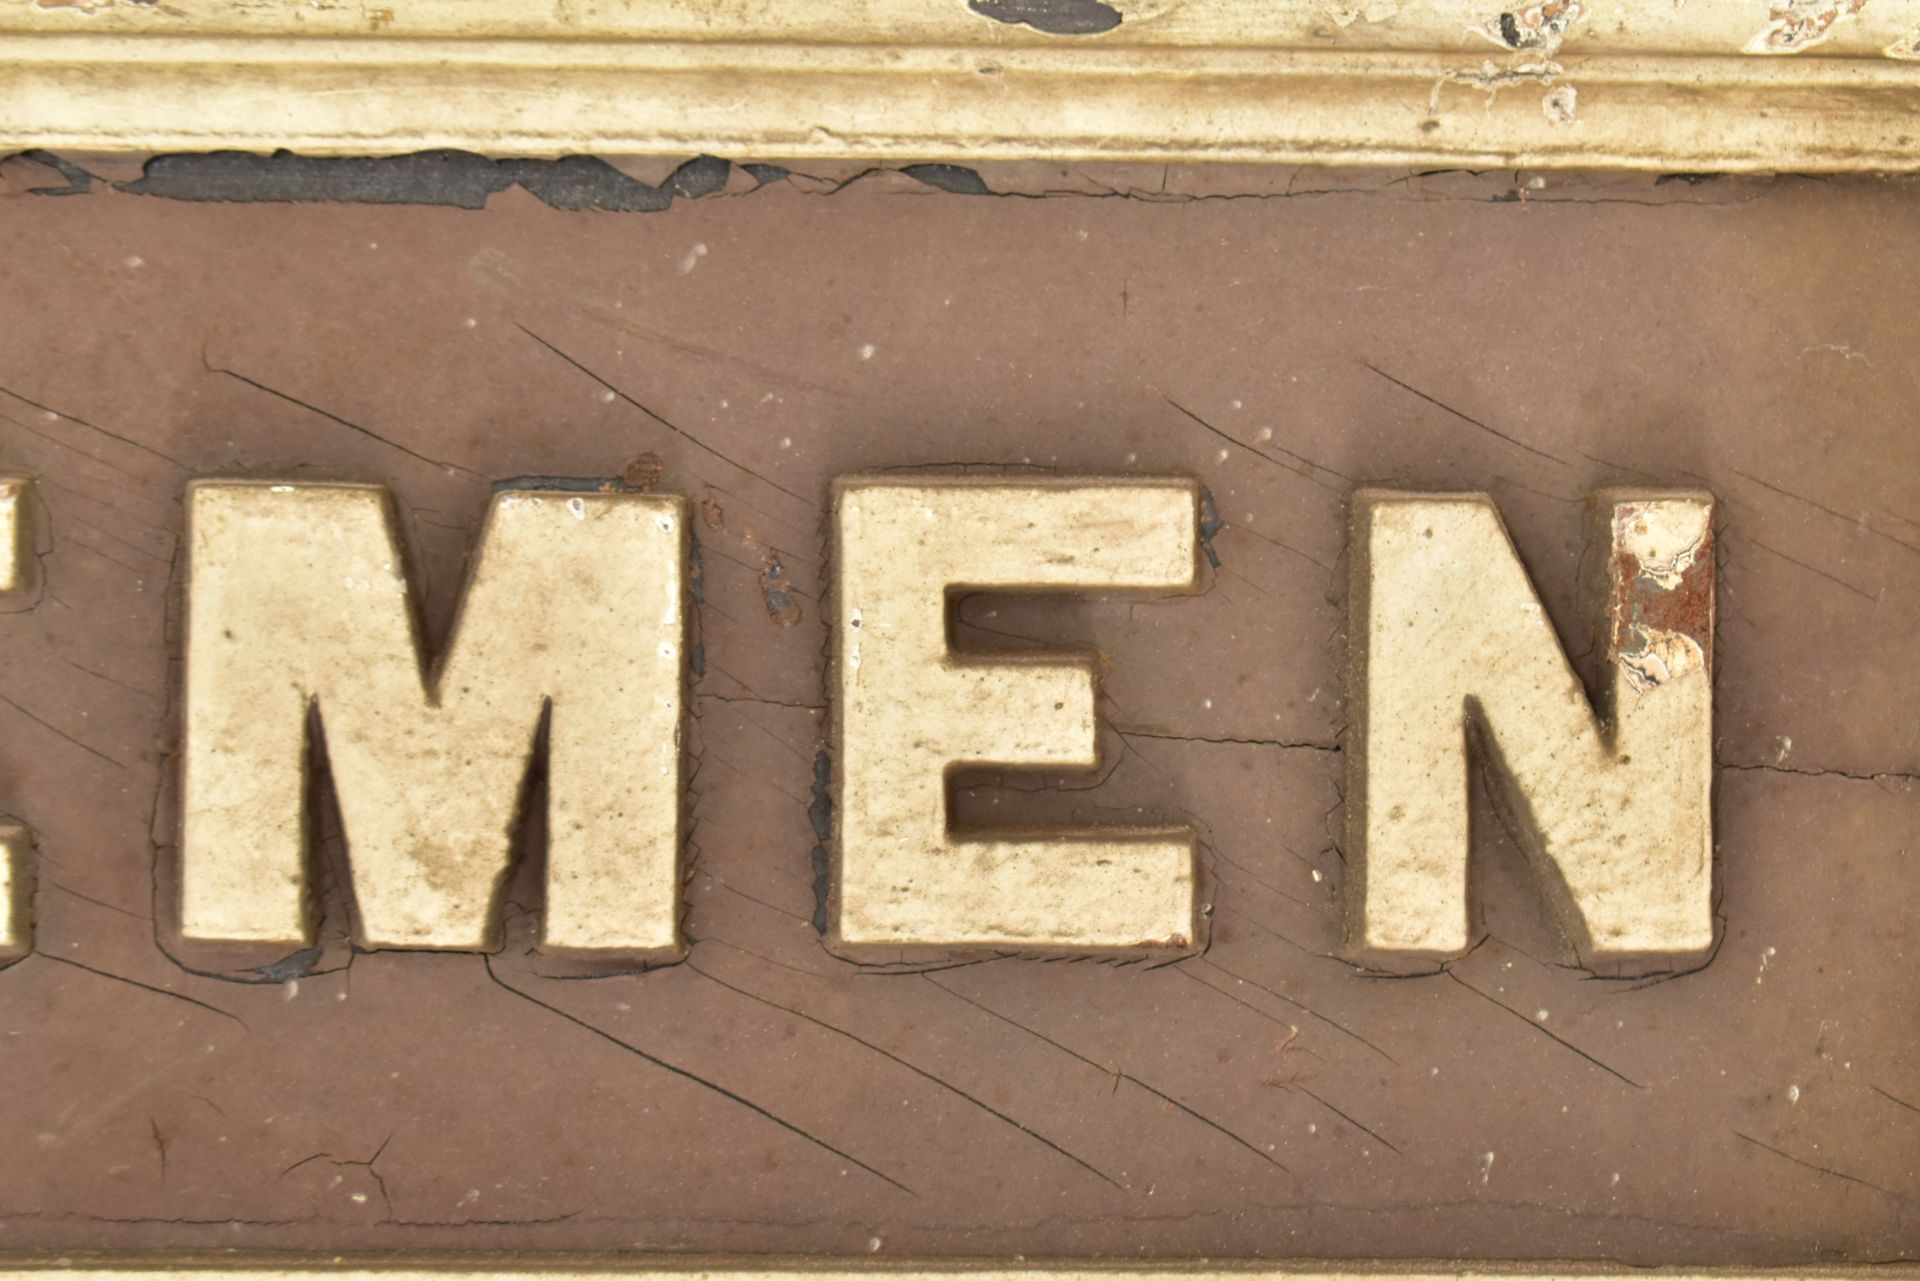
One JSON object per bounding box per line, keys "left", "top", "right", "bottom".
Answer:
{"left": 1349, "top": 491, "right": 1715, "bottom": 971}
{"left": 1430, "top": 58, "right": 1563, "bottom": 113}
{"left": 4, "top": 0, "right": 1920, "bottom": 170}
{"left": 1617, "top": 626, "right": 1705, "bottom": 695}
{"left": 967, "top": 0, "right": 1123, "bottom": 35}
{"left": 1745, "top": 0, "right": 1867, "bottom": 54}
{"left": 759, "top": 556, "right": 803, "bottom": 626}
{"left": 1610, "top": 499, "right": 1715, "bottom": 696}
{"left": 1540, "top": 83, "right": 1578, "bottom": 124}
{"left": 1476, "top": 0, "right": 1585, "bottom": 52}
{"left": 1614, "top": 499, "right": 1710, "bottom": 590}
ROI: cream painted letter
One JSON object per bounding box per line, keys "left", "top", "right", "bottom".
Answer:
{"left": 1348, "top": 490, "right": 1715, "bottom": 971}
{"left": 0, "top": 477, "right": 29, "bottom": 594}
{"left": 0, "top": 823, "right": 28, "bottom": 966}
{"left": 183, "top": 482, "right": 687, "bottom": 958}
{"left": 0, "top": 478, "right": 31, "bottom": 963}
{"left": 831, "top": 477, "right": 1200, "bottom": 957}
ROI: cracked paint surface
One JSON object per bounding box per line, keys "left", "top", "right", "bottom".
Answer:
{"left": 0, "top": 158, "right": 1914, "bottom": 1261}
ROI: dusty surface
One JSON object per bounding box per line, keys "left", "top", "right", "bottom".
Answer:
{"left": 0, "top": 157, "right": 1915, "bottom": 1264}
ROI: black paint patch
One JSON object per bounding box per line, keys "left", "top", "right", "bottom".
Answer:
{"left": 901, "top": 163, "right": 993, "bottom": 196}
{"left": 1198, "top": 486, "right": 1224, "bottom": 569}
{"left": 759, "top": 560, "right": 802, "bottom": 626}
{"left": 250, "top": 945, "right": 325, "bottom": 984}
{"left": 1497, "top": 12, "right": 1523, "bottom": 46}
{"left": 808, "top": 751, "right": 834, "bottom": 934}
{"left": 114, "top": 150, "right": 730, "bottom": 212}
{"left": 807, "top": 751, "right": 834, "bottom": 844}
{"left": 21, "top": 150, "right": 97, "bottom": 197}
{"left": 663, "top": 153, "right": 733, "bottom": 200}
{"left": 488, "top": 474, "right": 656, "bottom": 493}
{"left": 967, "top": 0, "right": 1122, "bottom": 36}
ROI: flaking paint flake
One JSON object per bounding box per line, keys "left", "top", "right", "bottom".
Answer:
{"left": 1476, "top": 0, "right": 1585, "bottom": 52}
{"left": 1610, "top": 500, "right": 1715, "bottom": 697}
{"left": 1615, "top": 500, "right": 1710, "bottom": 591}
{"left": 1540, "top": 83, "right": 1578, "bottom": 125}
{"left": 1745, "top": 0, "right": 1867, "bottom": 53}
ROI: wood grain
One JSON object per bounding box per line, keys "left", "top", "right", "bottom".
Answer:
{"left": 0, "top": 158, "right": 1914, "bottom": 1263}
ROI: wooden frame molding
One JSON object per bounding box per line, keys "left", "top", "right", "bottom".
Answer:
{"left": 0, "top": 1269, "right": 1914, "bottom": 1281}
{"left": 2, "top": 0, "right": 1919, "bottom": 170}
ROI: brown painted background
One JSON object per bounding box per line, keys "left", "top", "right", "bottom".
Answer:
{"left": 0, "top": 156, "right": 1916, "bottom": 1264}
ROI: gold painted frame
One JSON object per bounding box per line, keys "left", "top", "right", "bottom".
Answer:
{"left": 1, "top": 0, "right": 1918, "bottom": 170}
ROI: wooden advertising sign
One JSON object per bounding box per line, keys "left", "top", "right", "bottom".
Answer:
{"left": 0, "top": 2, "right": 1917, "bottom": 1274}
{"left": 0, "top": 156, "right": 1916, "bottom": 1277}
